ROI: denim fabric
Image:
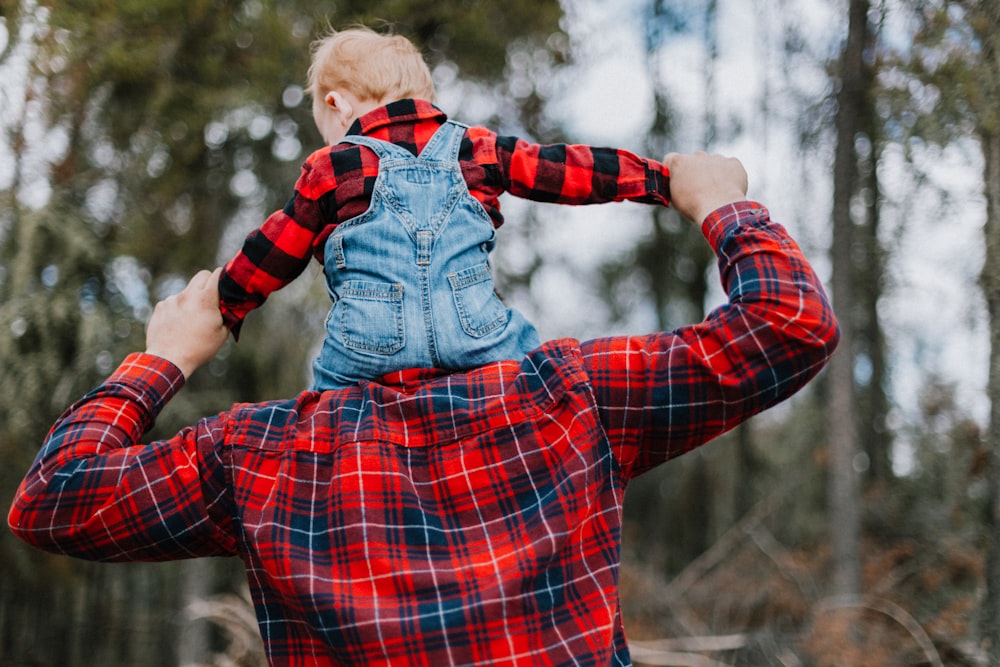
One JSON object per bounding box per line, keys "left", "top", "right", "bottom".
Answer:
{"left": 311, "top": 121, "right": 540, "bottom": 390}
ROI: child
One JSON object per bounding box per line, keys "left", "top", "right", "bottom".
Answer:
{"left": 219, "top": 26, "right": 672, "bottom": 390}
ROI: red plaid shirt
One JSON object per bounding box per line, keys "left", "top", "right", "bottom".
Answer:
{"left": 219, "top": 99, "right": 671, "bottom": 333}
{"left": 9, "top": 202, "right": 838, "bottom": 666}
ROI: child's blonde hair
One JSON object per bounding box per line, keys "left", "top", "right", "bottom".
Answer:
{"left": 307, "top": 27, "right": 436, "bottom": 104}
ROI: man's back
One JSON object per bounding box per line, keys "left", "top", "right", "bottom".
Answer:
{"left": 226, "top": 340, "right": 625, "bottom": 665}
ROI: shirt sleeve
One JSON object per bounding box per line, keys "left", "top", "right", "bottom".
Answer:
{"left": 493, "top": 134, "right": 670, "bottom": 207}
{"left": 219, "top": 152, "right": 331, "bottom": 337}
{"left": 582, "top": 201, "right": 839, "bottom": 478}
{"left": 7, "top": 353, "right": 238, "bottom": 561}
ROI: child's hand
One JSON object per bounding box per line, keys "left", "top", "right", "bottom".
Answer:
{"left": 145, "top": 268, "right": 229, "bottom": 379}
{"left": 663, "top": 152, "right": 748, "bottom": 224}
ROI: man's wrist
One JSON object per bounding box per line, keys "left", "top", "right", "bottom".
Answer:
{"left": 142, "top": 346, "right": 199, "bottom": 380}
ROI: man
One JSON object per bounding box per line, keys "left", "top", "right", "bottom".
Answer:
{"left": 8, "top": 152, "right": 838, "bottom": 666}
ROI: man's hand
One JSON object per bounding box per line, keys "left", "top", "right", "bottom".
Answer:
{"left": 145, "top": 268, "right": 229, "bottom": 379}
{"left": 664, "top": 151, "right": 749, "bottom": 224}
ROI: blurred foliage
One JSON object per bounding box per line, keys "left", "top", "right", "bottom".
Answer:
{"left": 886, "top": 1, "right": 1000, "bottom": 659}
{"left": 877, "top": 0, "right": 998, "bottom": 148}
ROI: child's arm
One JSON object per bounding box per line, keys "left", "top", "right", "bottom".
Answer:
{"left": 219, "top": 158, "right": 329, "bottom": 338}
{"left": 493, "top": 134, "right": 670, "bottom": 208}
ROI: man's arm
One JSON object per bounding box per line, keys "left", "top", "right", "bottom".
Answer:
{"left": 8, "top": 270, "right": 237, "bottom": 560}
{"left": 585, "top": 152, "right": 839, "bottom": 477}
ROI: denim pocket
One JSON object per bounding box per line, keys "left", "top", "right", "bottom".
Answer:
{"left": 448, "top": 263, "right": 507, "bottom": 338}
{"left": 338, "top": 281, "right": 405, "bottom": 354}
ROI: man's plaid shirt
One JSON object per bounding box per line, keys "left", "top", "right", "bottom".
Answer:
{"left": 218, "top": 98, "right": 672, "bottom": 334}
{"left": 9, "top": 202, "right": 838, "bottom": 666}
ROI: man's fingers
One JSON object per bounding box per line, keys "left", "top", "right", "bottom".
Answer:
{"left": 189, "top": 267, "right": 221, "bottom": 292}
{"left": 659, "top": 151, "right": 748, "bottom": 223}
{"left": 145, "top": 268, "right": 228, "bottom": 378}
{"left": 183, "top": 268, "right": 223, "bottom": 314}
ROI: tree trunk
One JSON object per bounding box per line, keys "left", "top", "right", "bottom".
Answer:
{"left": 971, "top": 2, "right": 1000, "bottom": 658}
{"left": 858, "top": 135, "right": 891, "bottom": 482}
{"left": 981, "top": 121, "right": 1000, "bottom": 667}
{"left": 178, "top": 558, "right": 216, "bottom": 666}
{"left": 828, "top": 0, "right": 870, "bottom": 599}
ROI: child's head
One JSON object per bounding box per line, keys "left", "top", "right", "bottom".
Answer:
{"left": 308, "top": 27, "right": 436, "bottom": 144}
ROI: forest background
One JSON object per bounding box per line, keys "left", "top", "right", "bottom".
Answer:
{"left": 1, "top": 0, "right": 999, "bottom": 665}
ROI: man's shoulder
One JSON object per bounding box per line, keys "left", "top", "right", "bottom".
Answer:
{"left": 224, "top": 339, "right": 593, "bottom": 452}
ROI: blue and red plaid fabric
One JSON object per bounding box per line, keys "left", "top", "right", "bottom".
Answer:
{"left": 218, "top": 98, "right": 672, "bottom": 334}
{"left": 9, "top": 202, "right": 838, "bottom": 666}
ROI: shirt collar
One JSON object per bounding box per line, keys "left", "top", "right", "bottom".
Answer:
{"left": 346, "top": 98, "right": 447, "bottom": 138}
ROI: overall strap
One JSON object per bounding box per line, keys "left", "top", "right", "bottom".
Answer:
{"left": 414, "top": 120, "right": 468, "bottom": 162}
{"left": 337, "top": 133, "right": 411, "bottom": 159}
{"left": 339, "top": 120, "right": 468, "bottom": 162}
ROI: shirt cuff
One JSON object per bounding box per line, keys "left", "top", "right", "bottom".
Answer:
{"left": 701, "top": 200, "right": 769, "bottom": 253}
{"left": 110, "top": 352, "right": 187, "bottom": 412}
{"left": 645, "top": 161, "right": 672, "bottom": 206}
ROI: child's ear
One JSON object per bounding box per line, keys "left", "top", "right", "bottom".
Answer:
{"left": 325, "top": 90, "right": 353, "bottom": 119}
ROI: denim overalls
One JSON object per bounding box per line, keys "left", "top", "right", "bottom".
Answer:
{"left": 311, "top": 120, "right": 541, "bottom": 390}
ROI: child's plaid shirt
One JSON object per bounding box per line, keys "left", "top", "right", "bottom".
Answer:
{"left": 218, "top": 98, "right": 672, "bottom": 336}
